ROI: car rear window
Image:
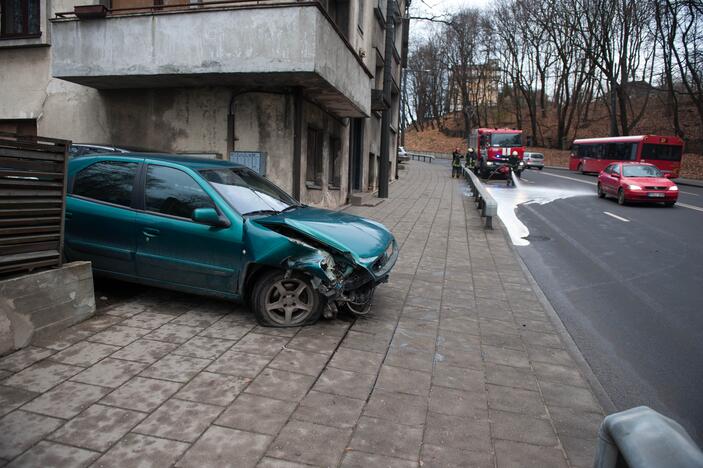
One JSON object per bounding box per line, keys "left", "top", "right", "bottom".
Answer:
{"left": 72, "top": 161, "right": 138, "bottom": 207}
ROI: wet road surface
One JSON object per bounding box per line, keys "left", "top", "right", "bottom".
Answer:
{"left": 511, "top": 168, "right": 703, "bottom": 443}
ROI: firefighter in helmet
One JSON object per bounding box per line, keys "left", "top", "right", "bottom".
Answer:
{"left": 465, "top": 148, "right": 476, "bottom": 169}
{"left": 451, "top": 148, "right": 463, "bottom": 178}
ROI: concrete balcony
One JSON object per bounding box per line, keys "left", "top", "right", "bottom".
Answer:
{"left": 50, "top": 3, "right": 372, "bottom": 117}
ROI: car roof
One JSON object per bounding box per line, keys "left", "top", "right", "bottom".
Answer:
{"left": 71, "top": 153, "right": 242, "bottom": 170}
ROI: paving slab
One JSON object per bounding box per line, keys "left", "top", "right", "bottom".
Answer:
{"left": 0, "top": 162, "right": 606, "bottom": 467}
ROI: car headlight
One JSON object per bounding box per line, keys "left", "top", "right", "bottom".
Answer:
{"left": 519, "top": 161, "right": 525, "bottom": 166}
{"left": 486, "top": 161, "right": 493, "bottom": 166}
{"left": 384, "top": 242, "right": 394, "bottom": 260}
{"left": 628, "top": 184, "right": 642, "bottom": 191}
{"left": 668, "top": 186, "right": 678, "bottom": 191}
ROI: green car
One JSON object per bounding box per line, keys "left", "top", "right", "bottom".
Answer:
{"left": 65, "top": 154, "right": 397, "bottom": 327}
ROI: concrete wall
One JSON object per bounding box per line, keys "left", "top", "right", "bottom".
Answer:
{"left": 51, "top": 5, "right": 371, "bottom": 116}
{"left": 0, "top": 262, "right": 95, "bottom": 357}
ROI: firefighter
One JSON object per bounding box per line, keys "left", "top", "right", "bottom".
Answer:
{"left": 508, "top": 150, "right": 521, "bottom": 183}
{"left": 465, "top": 148, "right": 476, "bottom": 169}
{"left": 451, "top": 148, "right": 463, "bottom": 178}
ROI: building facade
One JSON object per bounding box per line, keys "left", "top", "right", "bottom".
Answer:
{"left": 0, "top": 0, "right": 408, "bottom": 208}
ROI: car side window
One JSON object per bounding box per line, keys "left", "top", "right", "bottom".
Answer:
{"left": 72, "top": 161, "right": 139, "bottom": 207}
{"left": 604, "top": 164, "right": 612, "bottom": 174}
{"left": 145, "top": 165, "right": 215, "bottom": 219}
{"left": 612, "top": 164, "right": 621, "bottom": 176}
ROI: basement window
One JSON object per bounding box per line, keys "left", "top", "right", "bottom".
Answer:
{"left": 0, "top": 0, "right": 40, "bottom": 38}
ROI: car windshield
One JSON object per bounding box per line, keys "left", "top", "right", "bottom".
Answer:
{"left": 622, "top": 165, "right": 662, "bottom": 178}
{"left": 200, "top": 167, "right": 300, "bottom": 215}
{"left": 491, "top": 133, "right": 522, "bottom": 147}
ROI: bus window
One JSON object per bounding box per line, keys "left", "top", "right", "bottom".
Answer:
{"left": 642, "top": 144, "right": 682, "bottom": 161}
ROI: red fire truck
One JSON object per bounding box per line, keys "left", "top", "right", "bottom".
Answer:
{"left": 469, "top": 128, "right": 525, "bottom": 178}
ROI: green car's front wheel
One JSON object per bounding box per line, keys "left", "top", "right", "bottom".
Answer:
{"left": 252, "top": 271, "right": 322, "bottom": 327}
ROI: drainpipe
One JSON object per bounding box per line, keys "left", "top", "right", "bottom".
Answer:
{"left": 378, "top": 0, "right": 395, "bottom": 198}
{"left": 292, "top": 87, "right": 303, "bottom": 200}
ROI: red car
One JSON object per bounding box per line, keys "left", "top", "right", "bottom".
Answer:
{"left": 597, "top": 162, "right": 678, "bottom": 206}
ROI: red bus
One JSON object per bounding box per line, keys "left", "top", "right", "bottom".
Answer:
{"left": 469, "top": 128, "right": 525, "bottom": 178}
{"left": 569, "top": 135, "right": 684, "bottom": 178}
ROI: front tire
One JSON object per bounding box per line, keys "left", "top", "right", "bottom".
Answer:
{"left": 617, "top": 189, "right": 626, "bottom": 205}
{"left": 252, "top": 271, "right": 322, "bottom": 327}
{"left": 597, "top": 183, "right": 605, "bottom": 198}
{"left": 538, "top": 166, "right": 544, "bottom": 170}
{"left": 665, "top": 202, "right": 676, "bottom": 207}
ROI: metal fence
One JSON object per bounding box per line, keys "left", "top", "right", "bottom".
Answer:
{"left": 0, "top": 133, "right": 70, "bottom": 276}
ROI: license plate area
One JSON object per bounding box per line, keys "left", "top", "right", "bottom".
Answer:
{"left": 648, "top": 192, "right": 665, "bottom": 198}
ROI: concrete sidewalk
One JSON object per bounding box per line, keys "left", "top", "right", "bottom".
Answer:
{"left": 0, "top": 161, "right": 604, "bottom": 467}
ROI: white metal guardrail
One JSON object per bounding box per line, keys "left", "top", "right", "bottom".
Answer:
{"left": 407, "top": 152, "right": 436, "bottom": 163}
{"left": 593, "top": 406, "right": 703, "bottom": 468}
{"left": 463, "top": 166, "right": 497, "bottom": 229}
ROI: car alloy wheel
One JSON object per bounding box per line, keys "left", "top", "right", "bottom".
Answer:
{"left": 253, "top": 271, "right": 321, "bottom": 327}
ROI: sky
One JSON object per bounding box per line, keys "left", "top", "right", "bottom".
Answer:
{"left": 409, "top": 0, "right": 490, "bottom": 39}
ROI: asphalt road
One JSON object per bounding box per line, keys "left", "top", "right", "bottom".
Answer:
{"left": 514, "top": 168, "right": 703, "bottom": 443}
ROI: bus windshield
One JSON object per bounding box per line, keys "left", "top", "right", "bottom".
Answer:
{"left": 642, "top": 144, "right": 683, "bottom": 161}
{"left": 491, "top": 133, "right": 522, "bottom": 147}
{"left": 622, "top": 165, "right": 662, "bottom": 178}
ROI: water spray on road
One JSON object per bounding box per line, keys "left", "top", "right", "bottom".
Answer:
{"left": 481, "top": 176, "right": 593, "bottom": 246}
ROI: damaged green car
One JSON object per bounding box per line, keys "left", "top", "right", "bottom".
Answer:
{"left": 64, "top": 154, "right": 397, "bottom": 326}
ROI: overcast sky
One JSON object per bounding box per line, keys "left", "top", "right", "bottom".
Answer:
{"left": 409, "top": 0, "right": 491, "bottom": 39}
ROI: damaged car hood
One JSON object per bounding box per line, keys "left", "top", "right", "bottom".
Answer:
{"left": 255, "top": 207, "right": 393, "bottom": 267}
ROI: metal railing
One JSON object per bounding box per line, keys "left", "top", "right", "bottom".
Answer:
{"left": 0, "top": 132, "right": 70, "bottom": 276}
{"left": 463, "top": 166, "right": 497, "bottom": 229}
{"left": 407, "top": 152, "right": 436, "bottom": 163}
{"left": 594, "top": 406, "right": 703, "bottom": 468}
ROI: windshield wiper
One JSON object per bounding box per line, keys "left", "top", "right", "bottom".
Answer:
{"left": 243, "top": 209, "right": 280, "bottom": 216}
{"left": 280, "top": 205, "right": 304, "bottom": 213}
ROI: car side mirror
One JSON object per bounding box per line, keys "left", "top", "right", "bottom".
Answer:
{"left": 663, "top": 173, "right": 672, "bottom": 179}
{"left": 612, "top": 173, "right": 620, "bottom": 178}
{"left": 192, "top": 208, "right": 227, "bottom": 227}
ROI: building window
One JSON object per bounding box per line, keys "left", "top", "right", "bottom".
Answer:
{"left": 357, "top": 0, "right": 364, "bottom": 34}
{"left": 306, "top": 127, "right": 324, "bottom": 187}
{"left": 328, "top": 137, "right": 341, "bottom": 188}
{"left": 0, "top": 119, "right": 37, "bottom": 137}
{"left": 0, "top": 0, "right": 40, "bottom": 38}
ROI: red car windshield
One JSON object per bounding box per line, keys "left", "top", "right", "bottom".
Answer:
{"left": 622, "top": 165, "right": 662, "bottom": 178}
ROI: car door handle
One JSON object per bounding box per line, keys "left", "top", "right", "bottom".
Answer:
{"left": 142, "top": 228, "right": 160, "bottom": 238}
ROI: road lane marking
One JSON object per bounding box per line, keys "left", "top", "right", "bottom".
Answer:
{"left": 603, "top": 211, "right": 630, "bottom": 222}
{"left": 678, "top": 202, "right": 703, "bottom": 212}
{"left": 680, "top": 191, "right": 699, "bottom": 196}
{"left": 541, "top": 172, "right": 597, "bottom": 185}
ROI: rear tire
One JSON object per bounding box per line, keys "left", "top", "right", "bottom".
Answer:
{"left": 252, "top": 270, "right": 322, "bottom": 327}
{"left": 538, "top": 166, "right": 543, "bottom": 170}
{"left": 597, "top": 183, "right": 605, "bottom": 198}
{"left": 664, "top": 202, "right": 676, "bottom": 207}
{"left": 617, "top": 189, "right": 626, "bottom": 205}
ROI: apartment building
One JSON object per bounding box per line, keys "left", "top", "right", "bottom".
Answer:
{"left": 0, "top": 0, "right": 408, "bottom": 207}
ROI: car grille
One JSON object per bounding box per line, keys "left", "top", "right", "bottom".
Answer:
{"left": 644, "top": 186, "right": 666, "bottom": 190}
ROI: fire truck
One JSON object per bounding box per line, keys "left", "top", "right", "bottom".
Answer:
{"left": 468, "top": 128, "right": 525, "bottom": 178}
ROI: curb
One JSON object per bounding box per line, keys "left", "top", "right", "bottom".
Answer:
{"left": 490, "top": 212, "right": 618, "bottom": 415}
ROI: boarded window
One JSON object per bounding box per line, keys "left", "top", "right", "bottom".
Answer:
{"left": 0, "top": 0, "right": 40, "bottom": 37}
{"left": 328, "top": 136, "right": 341, "bottom": 188}
{"left": 306, "top": 128, "right": 324, "bottom": 186}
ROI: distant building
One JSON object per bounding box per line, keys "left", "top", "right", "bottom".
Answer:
{"left": 447, "top": 59, "right": 501, "bottom": 113}
{"left": 0, "top": 0, "right": 408, "bottom": 208}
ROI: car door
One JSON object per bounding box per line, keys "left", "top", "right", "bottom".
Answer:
{"left": 65, "top": 159, "right": 140, "bottom": 276}
{"left": 608, "top": 163, "right": 622, "bottom": 194}
{"left": 134, "top": 163, "right": 243, "bottom": 295}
